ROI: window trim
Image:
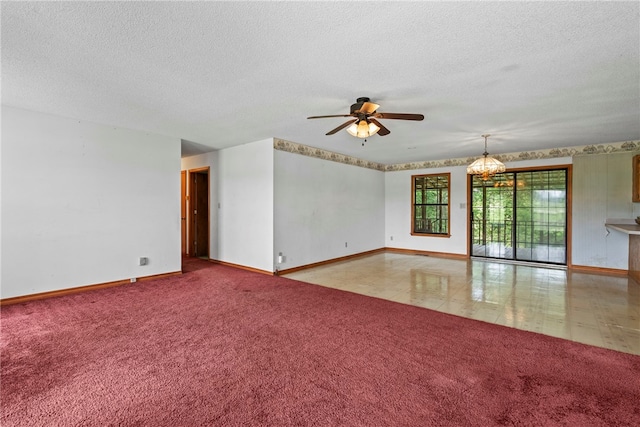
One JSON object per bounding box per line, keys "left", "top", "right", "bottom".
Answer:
{"left": 411, "top": 173, "right": 451, "bottom": 238}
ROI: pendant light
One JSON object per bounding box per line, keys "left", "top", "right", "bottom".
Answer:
{"left": 466, "top": 134, "right": 506, "bottom": 180}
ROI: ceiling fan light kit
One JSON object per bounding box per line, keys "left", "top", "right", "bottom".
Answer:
{"left": 346, "top": 119, "right": 380, "bottom": 138}
{"left": 467, "top": 134, "right": 506, "bottom": 180}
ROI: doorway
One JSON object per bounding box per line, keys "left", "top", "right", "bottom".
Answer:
{"left": 187, "top": 168, "right": 210, "bottom": 258}
{"left": 181, "top": 171, "right": 187, "bottom": 254}
{"left": 469, "top": 167, "right": 570, "bottom": 265}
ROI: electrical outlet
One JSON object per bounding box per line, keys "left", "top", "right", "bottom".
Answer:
{"left": 345, "top": 242, "right": 348, "bottom": 247}
{"left": 139, "top": 257, "right": 148, "bottom": 266}
{"left": 390, "top": 236, "right": 394, "bottom": 241}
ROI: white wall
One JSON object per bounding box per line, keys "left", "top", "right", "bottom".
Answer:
{"left": 274, "top": 150, "right": 385, "bottom": 270}
{"left": 180, "top": 140, "right": 276, "bottom": 273}
{"left": 384, "top": 157, "right": 573, "bottom": 256}
{"left": 217, "top": 139, "right": 274, "bottom": 272}
{"left": 181, "top": 151, "right": 219, "bottom": 260}
{"left": 1, "top": 106, "right": 181, "bottom": 298}
{"left": 4, "top": 107, "right": 633, "bottom": 301}
{"left": 385, "top": 166, "right": 469, "bottom": 255}
{"left": 572, "top": 151, "right": 640, "bottom": 269}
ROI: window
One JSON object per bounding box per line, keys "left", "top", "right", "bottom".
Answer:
{"left": 412, "top": 173, "right": 450, "bottom": 236}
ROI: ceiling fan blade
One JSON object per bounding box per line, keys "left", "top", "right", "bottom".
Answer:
{"left": 356, "top": 102, "right": 380, "bottom": 114}
{"left": 369, "top": 118, "right": 390, "bottom": 136}
{"left": 373, "top": 112, "right": 424, "bottom": 121}
{"left": 326, "top": 119, "right": 357, "bottom": 135}
{"left": 307, "top": 114, "right": 354, "bottom": 119}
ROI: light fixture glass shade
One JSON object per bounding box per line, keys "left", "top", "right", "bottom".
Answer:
{"left": 466, "top": 155, "right": 506, "bottom": 180}
{"left": 346, "top": 120, "right": 380, "bottom": 138}
{"left": 467, "top": 134, "right": 506, "bottom": 180}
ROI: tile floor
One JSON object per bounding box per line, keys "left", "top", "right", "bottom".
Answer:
{"left": 283, "top": 252, "right": 640, "bottom": 355}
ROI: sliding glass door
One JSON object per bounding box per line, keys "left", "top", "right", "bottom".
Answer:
{"left": 470, "top": 168, "right": 568, "bottom": 265}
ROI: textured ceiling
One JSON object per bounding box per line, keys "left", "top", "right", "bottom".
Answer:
{"left": 2, "top": 1, "right": 639, "bottom": 164}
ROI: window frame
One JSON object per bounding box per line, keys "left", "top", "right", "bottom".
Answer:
{"left": 468, "top": 165, "right": 570, "bottom": 265}
{"left": 411, "top": 173, "right": 451, "bottom": 237}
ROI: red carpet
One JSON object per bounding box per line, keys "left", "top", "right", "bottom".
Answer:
{"left": 2, "top": 258, "right": 639, "bottom": 426}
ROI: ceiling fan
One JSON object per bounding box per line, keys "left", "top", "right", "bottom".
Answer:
{"left": 307, "top": 97, "right": 424, "bottom": 138}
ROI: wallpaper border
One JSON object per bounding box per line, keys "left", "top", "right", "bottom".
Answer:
{"left": 273, "top": 138, "right": 639, "bottom": 172}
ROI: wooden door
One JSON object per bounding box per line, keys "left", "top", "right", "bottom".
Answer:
{"left": 181, "top": 171, "right": 187, "bottom": 254}
{"left": 633, "top": 154, "right": 640, "bottom": 202}
{"left": 188, "top": 169, "right": 209, "bottom": 258}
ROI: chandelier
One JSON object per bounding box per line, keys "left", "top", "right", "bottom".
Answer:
{"left": 466, "top": 134, "right": 506, "bottom": 180}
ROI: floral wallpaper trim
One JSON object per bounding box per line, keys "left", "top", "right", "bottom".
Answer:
{"left": 273, "top": 138, "right": 639, "bottom": 172}
{"left": 273, "top": 138, "right": 387, "bottom": 171}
